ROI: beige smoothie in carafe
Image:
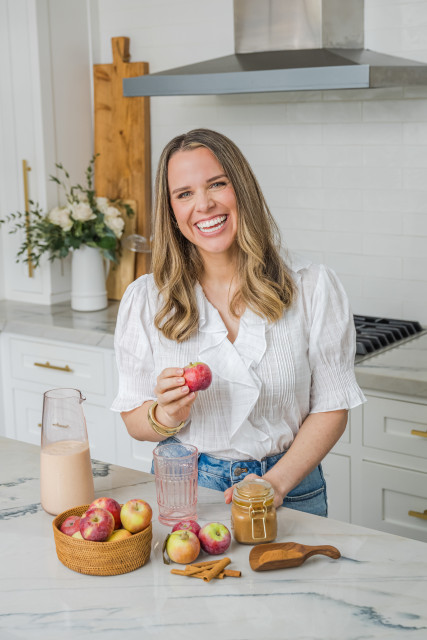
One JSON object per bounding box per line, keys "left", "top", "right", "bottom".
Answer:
{"left": 40, "top": 388, "right": 94, "bottom": 515}
{"left": 40, "top": 439, "right": 94, "bottom": 515}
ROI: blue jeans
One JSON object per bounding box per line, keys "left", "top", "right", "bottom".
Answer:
{"left": 153, "top": 438, "right": 328, "bottom": 517}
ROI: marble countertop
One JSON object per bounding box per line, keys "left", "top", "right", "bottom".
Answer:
{"left": 0, "top": 298, "right": 119, "bottom": 349}
{"left": 1, "top": 436, "right": 427, "bottom": 640}
{"left": 1, "top": 298, "right": 426, "bottom": 397}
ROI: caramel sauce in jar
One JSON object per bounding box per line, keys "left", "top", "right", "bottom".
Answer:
{"left": 231, "top": 478, "right": 277, "bottom": 545}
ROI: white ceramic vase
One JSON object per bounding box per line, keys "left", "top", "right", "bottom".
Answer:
{"left": 71, "top": 245, "right": 109, "bottom": 312}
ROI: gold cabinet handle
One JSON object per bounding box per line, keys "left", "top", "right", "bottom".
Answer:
{"left": 38, "top": 423, "right": 42, "bottom": 428}
{"left": 34, "top": 361, "right": 73, "bottom": 373}
{"left": 411, "top": 429, "right": 427, "bottom": 438}
{"left": 408, "top": 509, "right": 427, "bottom": 520}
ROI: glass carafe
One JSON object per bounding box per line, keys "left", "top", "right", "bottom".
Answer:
{"left": 40, "top": 388, "right": 94, "bottom": 515}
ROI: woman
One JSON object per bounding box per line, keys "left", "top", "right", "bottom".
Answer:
{"left": 111, "top": 128, "right": 365, "bottom": 515}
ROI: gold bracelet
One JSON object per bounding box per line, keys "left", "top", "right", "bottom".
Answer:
{"left": 147, "top": 401, "right": 186, "bottom": 438}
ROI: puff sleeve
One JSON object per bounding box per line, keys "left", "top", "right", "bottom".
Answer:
{"left": 110, "top": 276, "right": 157, "bottom": 412}
{"left": 305, "top": 265, "right": 366, "bottom": 413}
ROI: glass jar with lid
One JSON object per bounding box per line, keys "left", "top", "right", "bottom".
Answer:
{"left": 231, "top": 478, "right": 277, "bottom": 545}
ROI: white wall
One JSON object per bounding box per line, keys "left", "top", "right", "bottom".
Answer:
{"left": 94, "top": 0, "right": 427, "bottom": 324}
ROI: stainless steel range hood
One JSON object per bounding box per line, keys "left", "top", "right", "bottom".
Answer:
{"left": 123, "top": 0, "right": 427, "bottom": 97}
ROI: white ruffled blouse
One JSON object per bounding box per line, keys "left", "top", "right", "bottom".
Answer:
{"left": 111, "top": 258, "right": 366, "bottom": 460}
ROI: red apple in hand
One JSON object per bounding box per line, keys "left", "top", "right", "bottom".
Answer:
{"left": 120, "top": 499, "right": 152, "bottom": 533}
{"left": 88, "top": 497, "right": 121, "bottom": 530}
{"left": 183, "top": 362, "right": 212, "bottom": 392}
{"left": 60, "top": 515, "right": 81, "bottom": 537}
{"left": 171, "top": 520, "right": 201, "bottom": 536}
{"left": 165, "top": 530, "right": 200, "bottom": 564}
{"left": 198, "top": 522, "right": 231, "bottom": 555}
{"left": 80, "top": 508, "right": 115, "bottom": 541}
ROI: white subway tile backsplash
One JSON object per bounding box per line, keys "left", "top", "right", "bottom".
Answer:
{"left": 363, "top": 99, "right": 427, "bottom": 122}
{"left": 286, "top": 101, "right": 362, "bottom": 124}
{"left": 364, "top": 234, "right": 427, "bottom": 258}
{"left": 403, "top": 168, "right": 427, "bottom": 189}
{"left": 363, "top": 146, "right": 403, "bottom": 167}
{"left": 402, "top": 299, "right": 427, "bottom": 324}
{"left": 322, "top": 211, "right": 364, "bottom": 234}
{"left": 323, "top": 123, "right": 402, "bottom": 145}
{"left": 326, "top": 254, "right": 402, "bottom": 279}
{"left": 363, "top": 189, "right": 426, "bottom": 213}
{"left": 323, "top": 146, "right": 363, "bottom": 167}
{"left": 404, "top": 122, "right": 427, "bottom": 144}
{"left": 322, "top": 189, "right": 362, "bottom": 211}
{"left": 403, "top": 213, "right": 427, "bottom": 236}
{"left": 246, "top": 145, "right": 286, "bottom": 167}
{"left": 287, "top": 145, "right": 325, "bottom": 166}
{"left": 277, "top": 209, "right": 323, "bottom": 231}
{"left": 403, "top": 257, "right": 427, "bottom": 280}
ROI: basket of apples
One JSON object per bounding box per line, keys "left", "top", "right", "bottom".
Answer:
{"left": 52, "top": 497, "right": 152, "bottom": 576}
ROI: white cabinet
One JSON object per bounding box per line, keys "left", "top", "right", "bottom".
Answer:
{"left": 0, "top": 334, "right": 156, "bottom": 473}
{"left": 325, "top": 392, "right": 427, "bottom": 541}
{"left": 0, "top": 333, "right": 117, "bottom": 465}
{"left": 0, "top": 0, "right": 92, "bottom": 304}
{"left": 362, "top": 460, "right": 427, "bottom": 542}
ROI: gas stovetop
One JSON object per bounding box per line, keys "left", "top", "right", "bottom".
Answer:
{"left": 354, "top": 315, "right": 427, "bottom": 363}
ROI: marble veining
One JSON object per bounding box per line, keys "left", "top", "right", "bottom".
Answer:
{"left": 1, "top": 436, "right": 427, "bottom": 640}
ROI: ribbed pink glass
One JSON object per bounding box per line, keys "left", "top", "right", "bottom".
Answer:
{"left": 153, "top": 443, "right": 198, "bottom": 526}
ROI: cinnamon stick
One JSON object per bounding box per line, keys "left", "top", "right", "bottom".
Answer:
{"left": 203, "top": 557, "right": 231, "bottom": 582}
{"left": 172, "top": 568, "right": 241, "bottom": 579}
{"left": 187, "top": 560, "right": 221, "bottom": 568}
{"left": 170, "top": 566, "right": 206, "bottom": 577}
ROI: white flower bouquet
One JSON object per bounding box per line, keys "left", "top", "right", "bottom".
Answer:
{"left": 0, "top": 156, "right": 133, "bottom": 268}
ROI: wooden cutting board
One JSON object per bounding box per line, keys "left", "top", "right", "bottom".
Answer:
{"left": 249, "top": 542, "right": 341, "bottom": 571}
{"left": 105, "top": 199, "right": 137, "bottom": 301}
{"left": 94, "top": 37, "right": 151, "bottom": 299}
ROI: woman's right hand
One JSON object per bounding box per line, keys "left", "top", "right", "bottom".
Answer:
{"left": 153, "top": 367, "right": 197, "bottom": 429}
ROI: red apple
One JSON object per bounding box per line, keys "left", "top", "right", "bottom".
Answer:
{"left": 120, "top": 499, "right": 152, "bottom": 534}
{"left": 165, "top": 530, "right": 200, "bottom": 564}
{"left": 171, "top": 520, "right": 201, "bottom": 536}
{"left": 88, "top": 497, "right": 121, "bottom": 530}
{"left": 106, "top": 529, "right": 132, "bottom": 542}
{"left": 198, "top": 522, "right": 231, "bottom": 555}
{"left": 60, "top": 515, "right": 81, "bottom": 537}
{"left": 80, "top": 508, "right": 115, "bottom": 542}
{"left": 183, "top": 362, "right": 212, "bottom": 392}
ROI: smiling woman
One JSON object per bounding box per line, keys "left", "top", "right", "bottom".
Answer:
{"left": 167, "top": 146, "right": 238, "bottom": 257}
{"left": 111, "top": 128, "right": 366, "bottom": 517}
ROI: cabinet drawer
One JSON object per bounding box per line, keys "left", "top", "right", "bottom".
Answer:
{"left": 361, "top": 460, "right": 427, "bottom": 542}
{"left": 8, "top": 336, "right": 106, "bottom": 395}
{"left": 363, "top": 396, "right": 427, "bottom": 460}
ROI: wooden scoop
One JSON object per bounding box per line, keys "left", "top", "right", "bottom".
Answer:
{"left": 249, "top": 542, "right": 341, "bottom": 571}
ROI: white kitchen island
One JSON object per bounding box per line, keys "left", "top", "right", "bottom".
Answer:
{"left": 1, "top": 436, "right": 426, "bottom": 640}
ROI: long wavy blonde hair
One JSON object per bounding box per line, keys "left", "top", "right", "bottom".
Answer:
{"left": 152, "top": 128, "right": 294, "bottom": 342}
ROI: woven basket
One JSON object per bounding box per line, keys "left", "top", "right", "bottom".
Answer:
{"left": 52, "top": 504, "right": 152, "bottom": 576}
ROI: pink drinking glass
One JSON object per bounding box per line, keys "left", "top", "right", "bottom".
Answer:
{"left": 153, "top": 443, "right": 198, "bottom": 526}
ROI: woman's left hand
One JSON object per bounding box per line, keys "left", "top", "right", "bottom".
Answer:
{"left": 224, "top": 473, "right": 284, "bottom": 508}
